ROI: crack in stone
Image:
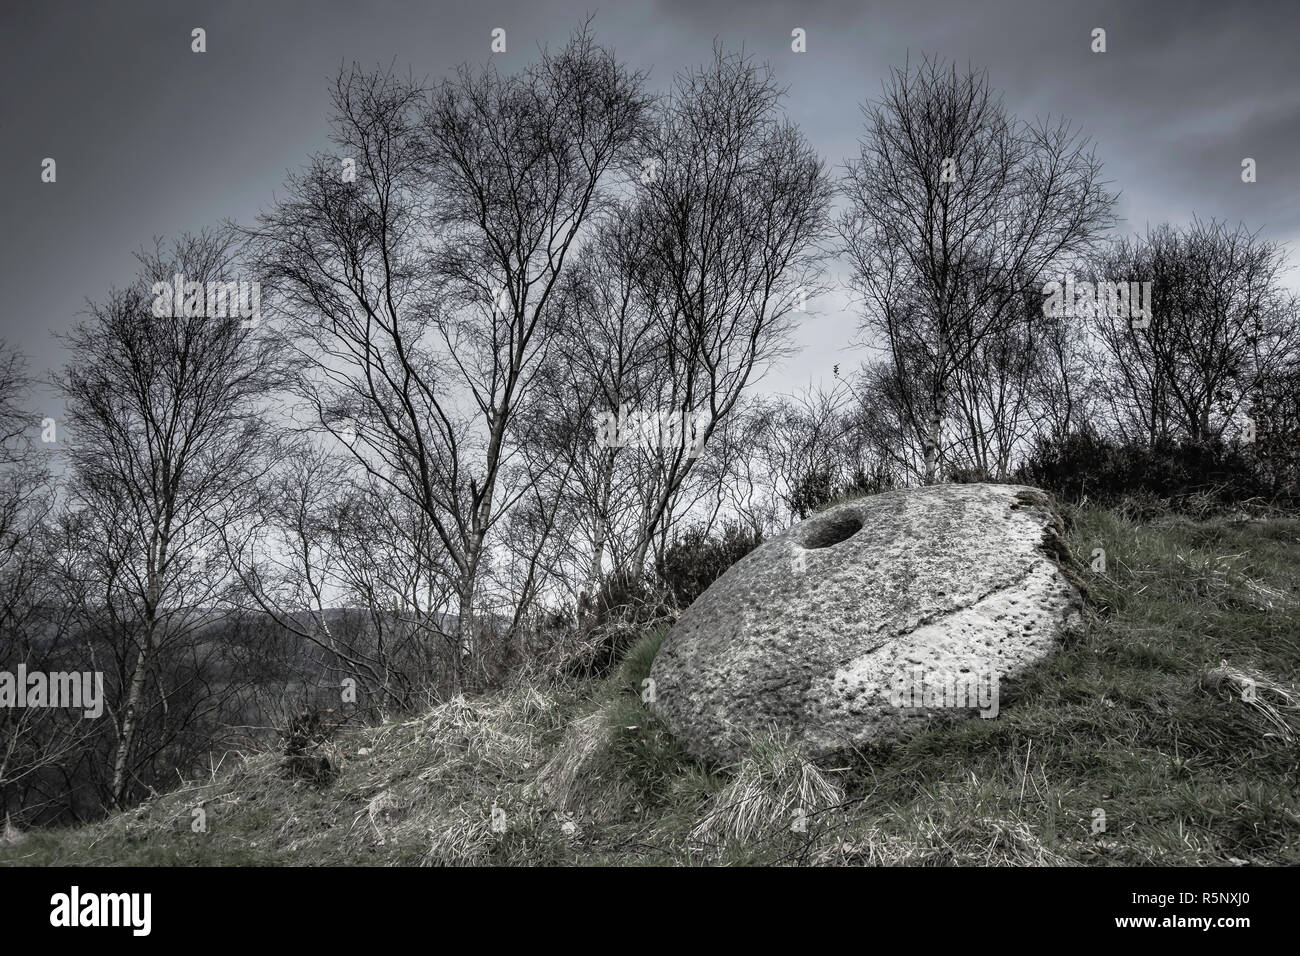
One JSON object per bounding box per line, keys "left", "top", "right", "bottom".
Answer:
{"left": 832, "top": 558, "right": 1048, "bottom": 670}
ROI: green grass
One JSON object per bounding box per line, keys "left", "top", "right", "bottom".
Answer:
{"left": 3, "top": 506, "right": 1298, "bottom": 866}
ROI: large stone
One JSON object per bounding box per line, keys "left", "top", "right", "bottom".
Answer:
{"left": 648, "top": 483, "right": 1085, "bottom": 763}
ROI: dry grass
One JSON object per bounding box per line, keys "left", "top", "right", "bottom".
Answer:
{"left": 533, "top": 710, "right": 612, "bottom": 812}
{"left": 3, "top": 509, "right": 1299, "bottom": 866}
{"left": 1202, "top": 662, "right": 1300, "bottom": 745}
{"left": 690, "top": 732, "right": 844, "bottom": 847}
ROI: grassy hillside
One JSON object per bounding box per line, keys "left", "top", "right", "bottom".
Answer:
{"left": 4, "top": 505, "right": 1299, "bottom": 866}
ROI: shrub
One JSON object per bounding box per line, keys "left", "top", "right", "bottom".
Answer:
{"left": 791, "top": 466, "right": 894, "bottom": 516}
{"left": 278, "top": 708, "right": 343, "bottom": 783}
{"left": 659, "top": 521, "right": 762, "bottom": 608}
{"left": 566, "top": 572, "right": 674, "bottom": 678}
{"left": 1016, "top": 428, "right": 1276, "bottom": 515}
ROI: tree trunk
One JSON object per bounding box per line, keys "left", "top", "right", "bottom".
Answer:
{"left": 629, "top": 534, "right": 651, "bottom": 586}
{"left": 110, "top": 638, "right": 150, "bottom": 807}
{"left": 923, "top": 333, "right": 950, "bottom": 485}
{"left": 581, "top": 454, "right": 615, "bottom": 610}
{"left": 923, "top": 407, "right": 943, "bottom": 484}
{"left": 454, "top": 558, "right": 479, "bottom": 691}
{"left": 582, "top": 538, "right": 605, "bottom": 610}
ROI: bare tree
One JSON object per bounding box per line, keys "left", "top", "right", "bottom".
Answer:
{"left": 1248, "top": 358, "right": 1300, "bottom": 497}
{"left": 0, "top": 346, "right": 51, "bottom": 597}
{"left": 627, "top": 45, "right": 834, "bottom": 572}
{"left": 0, "top": 346, "right": 89, "bottom": 823}
{"left": 251, "top": 30, "right": 649, "bottom": 686}
{"left": 1028, "top": 305, "right": 1095, "bottom": 445}
{"left": 747, "top": 385, "right": 866, "bottom": 520}
{"left": 1089, "top": 219, "right": 1300, "bottom": 447}
{"left": 850, "top": 342, "right": 936, "bottom": 485}
{"left": 55, "top": 230, "right": 279, "bottom": 807}
{"left": 222, "top": 438, "right": 456, "bottom": 710}
{"left": 534, "top": 206, "right": 663, "bottom": 611}
{"left": 946, "top": 281, "right": 1055, "bottom": 479}
{"left": 840, "top": 54, "right": 1116, "bottom": 483}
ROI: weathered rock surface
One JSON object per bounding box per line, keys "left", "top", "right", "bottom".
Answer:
{"left": 648, "top": 483, "right": 1085, "bottom": 763}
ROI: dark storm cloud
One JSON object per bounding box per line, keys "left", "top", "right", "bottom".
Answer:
{"left": 1, "top": 0, "right": 1296, "bottom": 398}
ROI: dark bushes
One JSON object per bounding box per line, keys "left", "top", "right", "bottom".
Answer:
{"left": 279, "top": 708, "right": 344, "bottom": 784}
{"left": 659, "top": 522, "right": 763, "bottom": 608}
{"left": 1015, "top": 428, "right": 1286, "bottom": 516}
{"left": 562, "top": 523, "right": 761, "bottom": 678}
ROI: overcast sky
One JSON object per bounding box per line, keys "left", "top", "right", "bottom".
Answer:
{"left": 2, "top": 0, "right": 1297, "bottom": 411}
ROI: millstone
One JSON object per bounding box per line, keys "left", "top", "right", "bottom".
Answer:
{"left": 648, "top": 483, "right": 1085, "bottom": 763}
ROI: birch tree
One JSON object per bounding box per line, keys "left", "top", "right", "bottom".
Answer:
{"left": 840, "top": 54, "right": 1116, "bottom": 483}
{"left": 56, "top": 230, "right": 278, "bottom": 806}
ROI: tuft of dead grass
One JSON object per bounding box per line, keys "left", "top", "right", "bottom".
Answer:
{"left": 690, "top": 731, "right": 844, "bottom": 847}
{"left": 533, "top": 710, "right": 612, "bottom": 812}
{"left": 1202, "top": 661, "right": 1300, "bottom": 745}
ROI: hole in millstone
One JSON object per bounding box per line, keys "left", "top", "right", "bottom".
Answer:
{"left": 801, "top": 512, "right": 864, "bottom": 550}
